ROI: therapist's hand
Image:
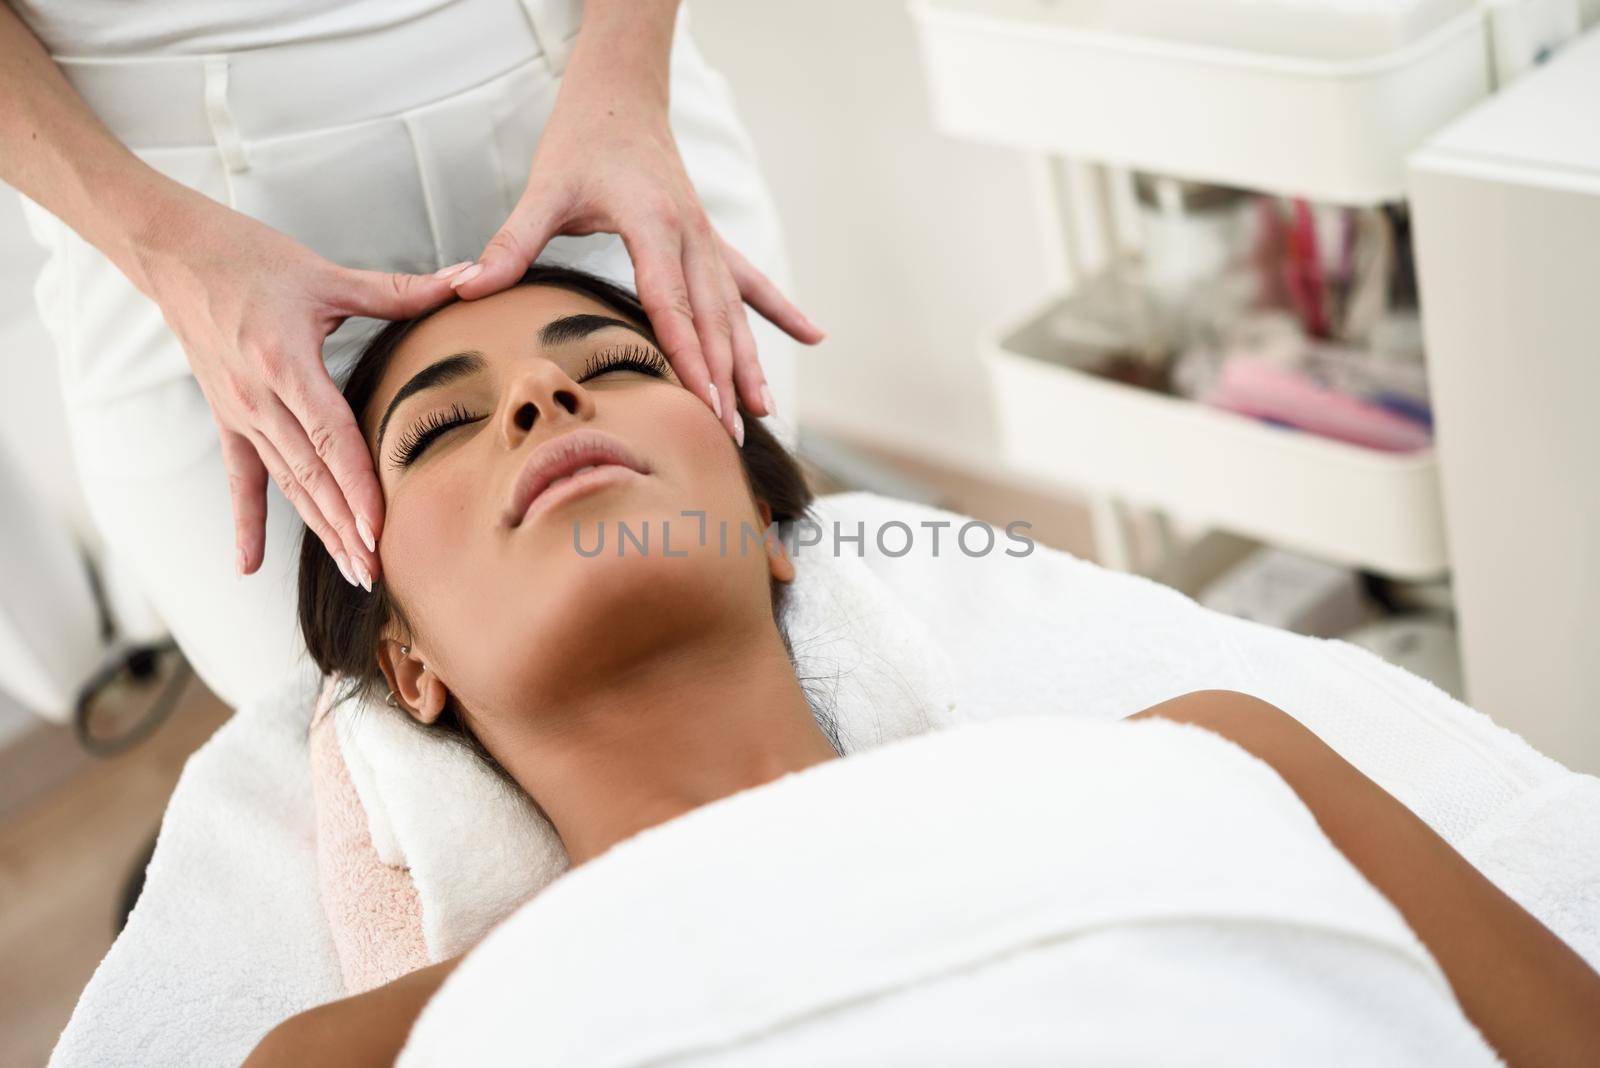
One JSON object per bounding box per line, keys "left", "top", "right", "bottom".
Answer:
{"left": 447, "top": 0, "right": 824, "bottom": 444}
{"left": 134, "top": 191, "right": 458, "bottom": 586}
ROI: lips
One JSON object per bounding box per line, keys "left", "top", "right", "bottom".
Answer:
{"left": 502, "top": 429, "right": 650, "bottom": 528}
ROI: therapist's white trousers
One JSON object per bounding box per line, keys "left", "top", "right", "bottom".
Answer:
{"left": 19, "top": 0, "right": 797, "bottom": 711}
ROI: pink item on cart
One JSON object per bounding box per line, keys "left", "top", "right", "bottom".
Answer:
{"left": 1203, "top": 356, "right": 1432, "bottom": 452}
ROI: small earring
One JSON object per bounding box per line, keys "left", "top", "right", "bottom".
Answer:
{"left": 388, "top": 644, "right": 414, "bottom": 708}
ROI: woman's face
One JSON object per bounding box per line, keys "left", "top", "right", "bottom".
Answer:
{"left": 361, "top": 284, "right": 788, "bottom": 743}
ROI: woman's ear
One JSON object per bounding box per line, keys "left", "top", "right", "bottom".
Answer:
{"left": 377, "top": 637, "right": 448, "bottom": 725}
{"left": 757, "top": 500, "right": 795, "bottom": 585}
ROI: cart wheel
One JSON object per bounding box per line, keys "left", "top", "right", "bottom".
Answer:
{"left": 73, "top": 640, "right": 192, "bottom": 757}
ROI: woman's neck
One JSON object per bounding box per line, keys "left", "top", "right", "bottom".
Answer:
{"left": 493, "top": 623, "right": 838, "bottom": 867}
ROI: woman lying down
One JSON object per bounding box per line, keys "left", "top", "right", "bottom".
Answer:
{"left": 248, "top": 266, "right": 1600, "bottom": 1067}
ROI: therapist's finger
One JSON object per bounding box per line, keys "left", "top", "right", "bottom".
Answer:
{"left": 709, "top": 240, "right": 772, "bottom": 419}
{"left": 452, "top": 196, "right": 564, "bottom": 300}
{"left": 719, "top": 237, "right": 825, "bottom": 345}
{"left": 276, "top": 361, "right": 386, "bottom": 577}
{"left": 219, "top": 425, "right": 269, "bottom": 576}
{"left": 625, "top": 226, "right": 719, "bottom": 423}
{"left": 335, "top": 267, "right": 460, "bottom": 321}
{"left": 251, "top": 431, "right": 360, "bottom": 590}
{"left": 682, "top": 232, "right": 740, "bottom": 441}
{"left": 256, "top": 388, "right": 373, "bottom": 590}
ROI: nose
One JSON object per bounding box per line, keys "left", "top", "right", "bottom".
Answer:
{"left": 498, "top": 360, "right": 596, "bottom": 450}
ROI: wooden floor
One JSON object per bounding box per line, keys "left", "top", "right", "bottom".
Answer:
{"left": 0, "top": 680, "right": 230, "bottom": 1067}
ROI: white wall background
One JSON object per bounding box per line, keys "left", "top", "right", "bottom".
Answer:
{"left": 688, "top": 0, "right": 1052, "bottom": 467}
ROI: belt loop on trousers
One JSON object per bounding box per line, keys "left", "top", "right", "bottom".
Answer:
{"left": 203, "top": 56, "right": 251, "bottom": 174}
{"left": 520, "top": 0, "right": 577, "bottom": 76}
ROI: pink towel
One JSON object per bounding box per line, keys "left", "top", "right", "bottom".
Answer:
{"left": 308, "top": 678, "right": 429, "bottom": 994}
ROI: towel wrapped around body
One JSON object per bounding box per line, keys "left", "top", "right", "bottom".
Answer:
{"left": 399, "top": 714, "right": 1497, "bottom": 1067}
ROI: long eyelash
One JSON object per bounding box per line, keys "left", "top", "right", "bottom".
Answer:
{"left": 389, "top": 345, "right": 667, "bottom": 468}
{"left": 391, "top": 401, "right": 480, "bottom": 467}
{"left": 579, "top": 344, "right": 671, "bottom": 381}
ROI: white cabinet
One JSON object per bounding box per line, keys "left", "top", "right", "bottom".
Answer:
{"left": 1410, "top": 28, "right": 1600, "bottom": 771}
{"left": 911, "top": 0, "right": 1493, "bottom": 205}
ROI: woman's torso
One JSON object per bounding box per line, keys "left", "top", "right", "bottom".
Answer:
{"left": 11, "top": 0, "right": 458, "bottom": 57}
{"left": 403, "top": 715, "right": 1498, "bottom": 1066}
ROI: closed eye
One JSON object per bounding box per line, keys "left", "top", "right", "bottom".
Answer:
{"left": 390, "top": 402, "right": 485, "bottom": 467}
{"left": 389, "top": 344, "right": 673, "bottom": 468}
{"left": 578, "top": 344, "right": 673, "bottom": 383}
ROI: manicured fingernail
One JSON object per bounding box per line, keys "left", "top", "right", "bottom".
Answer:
{"left": 357, "top": 515, "right": 377, "bottom": 554}
{"left": 448, "top": 263, "right": 484, "bottom": 289}
{"left": 706, "top": 383, "right": 723, "bottom": 419}
{"left": 760, "top": 384, "right": 777, "bottom": 417}
{"left": 335, "top": 551, "right": 358, "bottom": 588}
{"left": 733, "top": 413, "right": 745, "bottom": 447}
{"left": 433, "top": 260, "right": 473, "bottom": 279}
{"left": 353, "top": 556, "right": 374, "bottom": 593}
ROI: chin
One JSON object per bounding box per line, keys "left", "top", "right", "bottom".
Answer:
{"left": 498, "top": 528, "right": 763, "bottom": 689}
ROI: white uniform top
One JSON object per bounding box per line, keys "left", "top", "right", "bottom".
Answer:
{"left": 11, "top": 0, "right": 456, "bottom": 56}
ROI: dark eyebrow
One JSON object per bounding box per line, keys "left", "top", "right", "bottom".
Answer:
{"left": 539, "top": 313, "right": 654, "bottom": 347}
{"left": 376, "top": 350, "right": 487, "bottom": 453}
{"left": 375, "top": 314, "right": 655, "bottom": 454}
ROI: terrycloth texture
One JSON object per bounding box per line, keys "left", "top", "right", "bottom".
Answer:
{"left": 320, "top": 675, "right": 564, "bottom": 967}
{"left": 50, "top": 492, "right": 1600, "bottom": 1066}
{"left": 49, "top": 661, "right": 342, "bottom": 1067}
{"left": 308, "top": 695, "right": 429, "bottom": 993}
{"left": 400, "top": 715, "right": 1499, "bottom": 1066}
{"left": 326, "top": 493, "right": 1600, "bottom": 977}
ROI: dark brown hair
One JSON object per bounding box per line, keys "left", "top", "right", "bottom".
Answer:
{"left": 297, "top": 265, "right": 828, "bottom": 759}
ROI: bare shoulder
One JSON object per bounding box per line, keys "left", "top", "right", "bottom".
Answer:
{"left": 1125, "top": 689, "right": 1336, "bottom": 776}
{"left": 242, "top": 955, "right": 463, "bottom": 1068}
{"left": 1128, "top": 689, "right": 1299, "bottom": 736}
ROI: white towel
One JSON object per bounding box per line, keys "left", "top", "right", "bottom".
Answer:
{"left": 50, "top": 492, "right": 1600, "bottom": 1066}
{"left": 400, "top": 714, "right": 1499, "bottom": 1066}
